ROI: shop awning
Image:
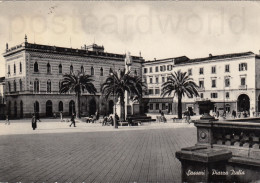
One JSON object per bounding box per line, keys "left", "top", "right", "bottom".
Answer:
{"left": 147, "top": 98, "right": 173, "bottom": 103}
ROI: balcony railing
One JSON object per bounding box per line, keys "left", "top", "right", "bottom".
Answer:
{"left": 239, "top": 85, "right": 247, "bottom": 90}
{"left": 197, "top": 87, "right": 205, "bottom": 92}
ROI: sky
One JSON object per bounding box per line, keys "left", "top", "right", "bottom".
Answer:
{"left": 0, "top": 1, "right": 260, "bottom": 76}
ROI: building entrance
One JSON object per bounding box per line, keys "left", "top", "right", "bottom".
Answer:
{"left": 89, "top": 99, "right": 96, "bottom": 116}
{"left": 46, "top": 100, "right": 53, "bottom": 117}
{"left": 108, "top": 100, "right": 114, "bottom": 115}
{"left": 69, "top": 100, "right": 75, "bottom": 116}
{"left": 237, "top": 94, "right": 250, "bottom": 112}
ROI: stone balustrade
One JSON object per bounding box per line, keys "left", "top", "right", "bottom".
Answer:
{"left": 176, "top": 117, "right": 260, "bottom": 182}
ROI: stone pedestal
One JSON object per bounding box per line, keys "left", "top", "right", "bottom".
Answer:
{"left": 176, "top": 146, "right": 232, "bottom": 183}
{"left": 195, "top": 116, "right": 218, "bottom": 147}
{"left": 132, "top": 103, "right": 140, "bottom": 115}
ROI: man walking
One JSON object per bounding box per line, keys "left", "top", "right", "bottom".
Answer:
{"left": 69, "top": 113, "right": 76, "bottom": 127}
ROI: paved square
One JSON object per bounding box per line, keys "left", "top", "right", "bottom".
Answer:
{"left": 0, "top": 121, "right": 196, "bottom": 182}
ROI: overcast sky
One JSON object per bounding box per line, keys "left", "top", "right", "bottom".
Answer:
{"left": 0, "top": 1, "right": 260, "bottom": 76}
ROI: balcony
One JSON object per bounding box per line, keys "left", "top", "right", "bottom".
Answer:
{"left": 197, "top": 87, "right": 205, "bottom": 92}
{"left": 239, "top": 85, "right": 247, "bottom": 90}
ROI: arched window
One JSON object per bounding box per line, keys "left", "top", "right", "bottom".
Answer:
{"left": 20, "top": 62, "right": 22, "bottom": 73}
{"left": 109, "top": 68, "right": 112, "bottom": 74}
{"left": 91, "top": 67, "right": 94, "bottom": 75}
{"left": 47, "top": 80, "right": 51, "bottom": 93}
{"left": 34, "top": 79, "right": 39, "bottom": 93}
{"left": 13, "top": 80, "right": 16, "bottom": 92}
{"left": 8, "top": 65, "right": 10, "bottom": 74}
{"left": 19, "top": 79, "right": 22, "bottom": 91}
{"left": 100, "top": 67, "right": 103, "bottom": 76}
{"left": 70, "top": 65, "right": 73, "bottom": 73}
{"left": 47, "top": 63, "right": 51, "bottom": 73}
{"left": 81, "top": 65, "right": 84, "bottom": 73}
{"left": 14, "top": 64, "right": 16, "bottom": 74}
{"left": 134, "top": 69, "right": 137, "bottom": 75}
{"left": 59, "top": 101, "right": 63, "bottom": 112}
{"left": 59, "top": 64, "right": 62, "bottom": 74}
{"left": 34, "top": 62, "right": 39, "bottom": 72}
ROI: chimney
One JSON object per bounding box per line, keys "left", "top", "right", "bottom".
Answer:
{"left": 154, "top": 58, "right": 156, "bottom": 61}
{"left": 6, "top": 43, "right": 8, "bottom": 51}
{"left": 209, "top": 53, "right": 212, "bottom": 57}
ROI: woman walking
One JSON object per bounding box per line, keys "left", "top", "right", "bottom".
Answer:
{"left": 32, "top": 114, "right": 37, "bottom": 130}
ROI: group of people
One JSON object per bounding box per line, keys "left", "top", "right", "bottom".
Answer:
{"left": 102, "top": 113, "right": 119, "bottom": 126}
{"left": 159, "top": 110, "right": 167, "bottom": 123}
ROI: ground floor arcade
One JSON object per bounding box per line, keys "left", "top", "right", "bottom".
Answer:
{"left": 144, "top": 90, "right": 260, "bottom": 117}
{"left": 5, "top": 93, "right": 116, "bottom": 119}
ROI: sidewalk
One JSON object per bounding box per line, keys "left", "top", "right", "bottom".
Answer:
{"left": 0, "top": 119, "right": 195, "bottom": 136}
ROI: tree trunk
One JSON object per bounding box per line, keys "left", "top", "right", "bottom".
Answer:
{"left": 120, "top": 95, "right": 125, "bottom": 121}
{"left": 76, "top": 92, "right": 81, "bottom": 118}
{"left": 178, "top": 95, "right": 182, "bottom": 119}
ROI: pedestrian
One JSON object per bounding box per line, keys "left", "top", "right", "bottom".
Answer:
{"left": 102, "top": 115, "right": 108, "bottom": 126}
{"left": 5, "top": 115, "right": 10, "bottom": 125}
{"left": 232, "top": 110, "right": 236, "bottom": 119}
{"left": 60, "top": 111, "right": 64, "bottom": 122}
{"left": 186, "top": 110, "right": 191, "bottom": 124}
{"left": 69, "top": 113, "right": 76, "bottom": 127}
{"left": 160, "top": 111, "right": 167, "bottom": 123}
{"left": 32, "top": 114, "right": 37, "bottom": 130}
{"left": 216, "top": 110, "right": 219, "bottom": 118}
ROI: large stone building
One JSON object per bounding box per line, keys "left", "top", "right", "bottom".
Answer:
{"left": 3, "top": 36, "right": 143, "bottom": 118}
{"left": 142, "top": 52, "right": 260, "bottom": 117}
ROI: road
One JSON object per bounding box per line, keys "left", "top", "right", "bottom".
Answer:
{"left": 0, "top": 120, "right": 196, "bottom": 182}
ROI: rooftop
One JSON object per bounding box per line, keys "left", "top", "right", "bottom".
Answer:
{"left": 3, "top": 36, "right": 143, "bottom": 62}
{"left": 182, "top": 51, "right": 255, "bottom": 65}
{"left": 145, "top": 56, "right": 189, "bottom": 64}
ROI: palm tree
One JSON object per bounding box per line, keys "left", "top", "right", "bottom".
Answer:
{"left": 60, "top": 71, "right": 97, "bottom": 118}
{"left": 161, "top": 70, "right": 199, "bottom": 119}
{"left": 101, "top": 69, "right": 146, "bottom": 120}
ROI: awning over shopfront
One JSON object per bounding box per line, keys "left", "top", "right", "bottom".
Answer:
{"left": 146, "top": 98, "right": 173, "bottom": 103}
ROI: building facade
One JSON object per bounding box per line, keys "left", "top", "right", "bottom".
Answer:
{"left": 143, "top": 52, "right": 260, "bottom": 117}
{"left": 0, "top": 77, "right": 5, "bottom": 119}
{"left": 3, "top": 36, "right": 143, "bottom": 118}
